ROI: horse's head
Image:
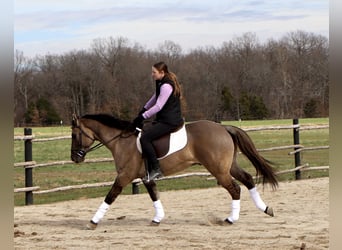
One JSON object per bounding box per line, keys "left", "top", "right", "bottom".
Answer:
{"left": 71, "top": 114, "right": 95, "bottom": 163}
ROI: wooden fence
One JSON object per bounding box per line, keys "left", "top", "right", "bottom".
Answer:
{"left": 14, "top": 119, "right": 329, "bottom": 205}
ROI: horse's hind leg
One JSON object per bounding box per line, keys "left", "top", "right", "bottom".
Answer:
{"left": 143, "top": 180, "right": 165, "bottom": 225}
{"left": 230, "top": 162, "right": 274, "bottom": 217}
{"left": 216, "top": 174, "right": 241, "bottom": 224}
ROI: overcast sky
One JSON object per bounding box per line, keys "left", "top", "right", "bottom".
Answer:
{"left": 15, "top": 0, "right": 329, "bottom": 58}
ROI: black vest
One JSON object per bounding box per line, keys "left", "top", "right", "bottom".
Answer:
{"left": 155, "top": 76, "right": 183, "bottom": 126}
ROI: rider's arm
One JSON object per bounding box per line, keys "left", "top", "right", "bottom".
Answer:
{"left": 144, "top": 93, "right": 157, "bottom": 110}
{"left": 142, "top": 83, "right": 173, "bottom": 119}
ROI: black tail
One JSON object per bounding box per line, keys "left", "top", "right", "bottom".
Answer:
{"left": 225, "top": 125, "right": 278, "bottom": 190}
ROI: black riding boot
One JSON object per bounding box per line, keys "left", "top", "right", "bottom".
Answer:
{"left": 149, "top": 161, "right": 163, "bottom": 180}
{"left": 143, "top": 160, "right": 163, "bottom": 182}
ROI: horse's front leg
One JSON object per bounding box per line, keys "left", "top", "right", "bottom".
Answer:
{"left": 86, "top": 177, "right": 126, "bottom": 230}
{"left": 143, "top": 180, "right": 165, "bottom": 225}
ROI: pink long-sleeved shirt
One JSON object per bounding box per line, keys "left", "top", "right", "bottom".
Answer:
{"left": 142, "top": 83, "right": 173, "bottom": 119}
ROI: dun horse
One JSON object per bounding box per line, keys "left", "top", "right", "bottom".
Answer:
{"left": 71, "top": 114, "right": 278, "bottom": 230}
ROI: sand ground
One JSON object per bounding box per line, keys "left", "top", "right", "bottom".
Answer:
{"left": 14, "top": 177, "right": 329, "bottom": 249}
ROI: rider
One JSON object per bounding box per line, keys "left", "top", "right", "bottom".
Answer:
{"left": 133, "top": 62, "right": 184, "bottom": 181}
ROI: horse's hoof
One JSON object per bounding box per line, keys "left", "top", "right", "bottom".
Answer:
{"left": 217, "top": 218, "right": 233, "bottom": 226}
{"left": 86, "top": 221, "right": 97, "bottom": 230}
{"left": 264, "top": 206, "right": 274, "bottom": 217}
{"left": 224, "top": 218, "right": 233, "bottom": 224}
{"left": 150, "top": 220, "right": 160, "bottom": 226}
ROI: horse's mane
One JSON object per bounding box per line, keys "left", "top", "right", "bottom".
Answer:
{"left": 81, "top": 114, "right": 134, "bottom": 131}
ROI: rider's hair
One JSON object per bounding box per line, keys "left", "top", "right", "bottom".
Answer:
{"left": 153, "top": 61, "right": 187, "bottom": 114}
{"left": 153, "top": 62, "right": 181, "bottom": 97}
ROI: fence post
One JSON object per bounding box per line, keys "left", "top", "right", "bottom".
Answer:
{"left": 24, "top": 128, "right": 34, "bottom": 205}
{"left": 293, "top": 119, "right": 301, "bottom": 180}
{"left": 132, "top": 182, "right": 139, "bottom": 194}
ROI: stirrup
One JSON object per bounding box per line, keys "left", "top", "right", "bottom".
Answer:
{"left": 142, "top": 170, "right": 163, "bottom": 182}
{"left": 149, "top": 170, "right": 163, "bottom": 180}
{"left": 142, "top": 172, "right": 152, "bottom": 182}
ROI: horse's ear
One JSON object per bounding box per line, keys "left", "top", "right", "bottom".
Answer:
{"left": 72, "top": 113, "right": 79, "bottom": 127}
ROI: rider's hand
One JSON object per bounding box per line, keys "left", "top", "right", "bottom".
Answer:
{"left": 133, "top": 114, "right": 144, "bottom": 129}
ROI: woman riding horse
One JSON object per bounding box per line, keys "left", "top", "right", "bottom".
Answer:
{"left": 71, "top": 113, "right": 278, "bottom": 229}
{"left": 133, "top": 62, "right": 184, "bottom": 182}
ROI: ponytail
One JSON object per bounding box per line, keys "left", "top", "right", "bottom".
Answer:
{"left": 166, "top": 71, "right": 181, "bottom": 97}
{"left": 166, "top": 71, "right": 187, "bottom": 115}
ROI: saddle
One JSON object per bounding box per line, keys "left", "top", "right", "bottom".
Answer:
{"left": 136, "top": 123, "right": 188, "bottom": 159}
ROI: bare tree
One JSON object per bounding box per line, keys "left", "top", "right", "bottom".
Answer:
{"left": 156, "top": 40, "right": 183, "bottom": 68}
{"left": 90, "top": 36, "right": 132, "bottom": 116}
{"left": 14, "top": 32, "right": 329, "bottom": 125}
{"left": 14, "top": 50, "right": 34, "bottom": 124}
{"left": 282, "top": 30, "right": 329, "bottom": 117}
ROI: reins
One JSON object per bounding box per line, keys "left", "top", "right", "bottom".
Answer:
{"left": 75, "top": 125, "right": 136, "bottom": 154}
{"left": 86, "top": 131, "right": 132, "bottom": 153}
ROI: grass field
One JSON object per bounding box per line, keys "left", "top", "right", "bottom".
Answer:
{"left": 14, "top": 118, "right": 329, "bottom": 206}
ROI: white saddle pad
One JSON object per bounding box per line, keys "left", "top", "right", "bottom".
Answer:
{"left": 136, "top": 124, "right": 188, "bottom": 159}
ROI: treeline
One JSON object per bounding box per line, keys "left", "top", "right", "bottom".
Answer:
{"left": 14, "top": 30, "right": 329, "bottom": 126}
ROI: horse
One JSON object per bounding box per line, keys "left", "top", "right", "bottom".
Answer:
{"left": 70, "top": 113, "right": 278, "bottom": 230}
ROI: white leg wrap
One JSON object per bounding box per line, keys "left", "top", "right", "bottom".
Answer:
{"left": 152, "top": 200, "right": 165, "bottom": 223}
{"left": 91, "top": 201, "right": 110, "bottom": 224}
{"left": 227, "top": 199, "right": 240, "bottom": 223}
{"left": 249, "top": 187, "right": 267, "bottom": 212}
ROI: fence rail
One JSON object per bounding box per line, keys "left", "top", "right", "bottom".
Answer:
{"left": 14, "top": 119, "right": 329, "bottom": 205}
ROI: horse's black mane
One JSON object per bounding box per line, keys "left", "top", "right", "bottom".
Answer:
{"left": 82, "top": 114, "right": 134, "bottom": 131}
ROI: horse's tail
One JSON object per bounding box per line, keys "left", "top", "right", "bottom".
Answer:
{"left": 225, "top": 125, "right": 278, "bottom": 190}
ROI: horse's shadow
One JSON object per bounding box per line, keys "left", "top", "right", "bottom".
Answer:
{"left": 17, "top": 216, "right": 160, "bottom": 230}
{"left": 18, "top": 215, "right": 228, "bottom": 231}
{"left": 17, "top": 218, "right": 89, "bottom": 230}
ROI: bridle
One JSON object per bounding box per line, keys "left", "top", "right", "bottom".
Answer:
{"left": 72, "top": 125, "right": 96, "bottom": 158}
{"left": 72, "top": 123, "right": 135, "bottom": 158}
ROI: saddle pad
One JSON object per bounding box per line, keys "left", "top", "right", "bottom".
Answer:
{"left": 136, "top": 124, "right": 187, "bottom": 159}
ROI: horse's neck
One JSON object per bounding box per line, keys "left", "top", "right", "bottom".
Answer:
{"left": 94, "top": 125, "right": 136, "bottom": 150}
{"left": 95, "top": 126, "right": 122, "bottom": 144}
{"left": 101, "top": 128, "right": 137, "bottom": 167}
